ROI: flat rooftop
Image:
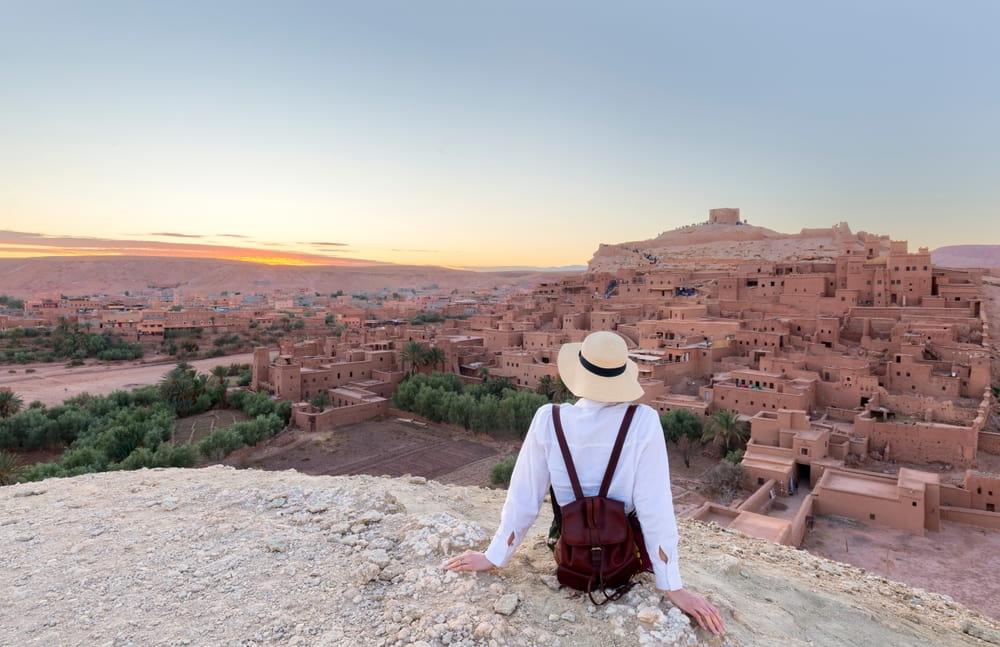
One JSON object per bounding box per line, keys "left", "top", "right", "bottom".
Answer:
{"left": 821, "top": 472, "right": 899, "bottom": 500}
{"left": 729, "top": 512, "right": 791, "bottom": 543}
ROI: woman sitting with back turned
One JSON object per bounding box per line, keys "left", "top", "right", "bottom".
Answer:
{"left": 445, "top": 331, "right": 725, "bottom": 635}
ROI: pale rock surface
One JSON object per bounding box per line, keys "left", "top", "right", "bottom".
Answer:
{"left": 2, "top": 466, "right": 998, "bottom": 647}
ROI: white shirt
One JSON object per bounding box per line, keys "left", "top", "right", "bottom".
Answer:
{"left": 483, "top": 398, "right": 684, "bottom": 591}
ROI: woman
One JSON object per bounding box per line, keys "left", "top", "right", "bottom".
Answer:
{"left": 446, "top": 331, "right": 725, "bottom": 636}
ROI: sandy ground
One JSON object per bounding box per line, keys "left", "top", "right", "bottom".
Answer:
{"left": 802, "top": 515, "right": 1000, "bottom": 621}
{"left": 0, "top": 352, "right": 254, "bottom": 406}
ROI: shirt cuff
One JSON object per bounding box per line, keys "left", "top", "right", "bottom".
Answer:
{"left": 483, "top": 531, "right": 514, "bottom": 568}
{"left": 654, "top": 559, "right": 683, "bottom": 591}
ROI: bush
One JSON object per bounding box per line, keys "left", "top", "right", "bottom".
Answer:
{"left": 198, "top": 428, "right": 244, "bottom": 461}
{"left": 489, "top": 456, "right": 517, "bottom": 487}
{"left": 704, "top": 461, "right": 745, "bottom": 504}
{"left": 724, "top": 449, "right": 745, "bottom": 464}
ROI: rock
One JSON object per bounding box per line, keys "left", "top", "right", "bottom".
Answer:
{"left": 15, "top": 534, "right": 34, "bottom": 542}
{"left": 636, "top": 607, "right": 664, "bottom": 624}
{"left": 266, "top": 535, "right": 288, "bottom": 552}
{"left": 713, "top": 554, "right": 741, "bottom": 576}
{"left": 12, "top": 488, "right": 46, "bottom": 497}
{"left": 161, "top": 498, "right": 178, "bottom": 511}
{"left": 493, "top": 593, "right": 519, "bottom": 616}
{"left": 408, "top": 476, "right": 427, "bottom": 485}
{"left": 963, "top": 621, "right": 1000, "bottom": 645}
{"left": 540, "top": 575, "right": 562, "bottom": 591}
{"left": 363, "top": 549, "right": 391, "bottom": 568}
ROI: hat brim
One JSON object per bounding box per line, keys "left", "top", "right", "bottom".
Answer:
{"left": 556, "top": 342, "right": 644, "bottom": 403}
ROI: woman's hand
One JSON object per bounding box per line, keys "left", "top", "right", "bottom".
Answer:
{"left": 666, "top": 588, "right": 725, "bottom": 635}
{"left": 445, "top": 550, "right": 496, "bottom": 572}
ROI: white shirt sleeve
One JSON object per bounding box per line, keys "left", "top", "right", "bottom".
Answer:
{"left": 483, "top": 404, "right": 552, "bottom": 567}
{"left": 631, "top": 406, "right": 684, "bottom": 590}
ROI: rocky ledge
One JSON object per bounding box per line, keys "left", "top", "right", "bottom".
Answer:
{"left": 2, "top": 467, "right": 998, "bottom": 647}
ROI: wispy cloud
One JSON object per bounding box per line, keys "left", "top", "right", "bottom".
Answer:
{"left": 149, "top": 232, "right": 205, "bottom": 238}
{"left": 216, "top": 234, "right": 250, "bottom": 239}
{"left": 0, "top": 230, "right": 381, "bottom": 266}
{"left": 303, "top": 241, "right": 350, "bottom": 247}
{"left": 390, "top": 248, "right": 439, "bottom": 253}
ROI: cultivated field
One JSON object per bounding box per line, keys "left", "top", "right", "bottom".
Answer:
{"left": 224, "top": 418, "right": 507, "bottom": 487}
{"left": 0, "top": 352, "right": 254, "bottom": 407}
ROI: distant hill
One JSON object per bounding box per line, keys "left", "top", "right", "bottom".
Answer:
{"left": 588, "top": 219, "right": 866, "bottom": 272}
{"left": 0, "top": 256, "right": 575, "bottom": 297}
{"left": 932, "top": 245, "right": 1000, "bottom": 269}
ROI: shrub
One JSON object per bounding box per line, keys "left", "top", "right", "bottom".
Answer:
{"left": 704, "top": 460, "right": 745, "bottom": 504}
{"left": 489, "top": 456, "right": 517, "bottom": 487}
{"left": 724, "top": 449, "right": 745, "bottom": 464}
{"left": 198, "top": 428, "right": 244, "bottom": 461}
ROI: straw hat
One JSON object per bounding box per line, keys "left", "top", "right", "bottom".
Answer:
{"left": 556, "top": 331, "right": 643, "bottom": 402}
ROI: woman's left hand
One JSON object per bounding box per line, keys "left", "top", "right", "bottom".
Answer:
{"left": 445, "top": 550, "right": 495, "bottom": 572}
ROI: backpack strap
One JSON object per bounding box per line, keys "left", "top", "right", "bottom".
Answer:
{"left": 551, "top": 405, "right": 585, "bottom": 501}
{"left": 599, "top": 404, "right": 638, "bottom": 498}
{"left": 552, "top": 404, "right": 639, "bottom": 502}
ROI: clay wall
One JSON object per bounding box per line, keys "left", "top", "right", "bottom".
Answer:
{"left": 812, "top": 470, "right": 926, "bottom": 535}
{"left": 650, "top": 393, "right": 710, "bottom": 418}
{"left": 713, "top": 383, "right": 813, "bottom": 417}
{"left": 940, "top": 483, "right": 971, "bottom": 508}
{"left": 939, "top": 507, "right": 1000, "bottom": 530}
{"left": 738, "top": 480, "right": 778, "bottom": 514}
{"left": 782, "top": 275, "right": 829, "bottom": 297}
{"left": 965, "top": 472, "right": 1000, "bottom": 511}
{"left": 787, "top": 495, "right": 813, "bottom": 547}
{"left": 292, "top": 398, "right": 388, "bottom": 431}
{"left": 854, "top": 414, "right": 978, "bottom": 467}
{"left": 979, "top": 432, "right": 1000, "bottom": 455}
{"left": 589, "top": 310, "right": 621, "bottom": 331}
{"left": 480, "top": 329, "right": 524, "bottom": 351}
{"left": 561, "top": 312, "right": 588, "bottom": 330}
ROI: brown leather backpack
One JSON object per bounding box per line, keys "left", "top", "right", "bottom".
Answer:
{"left": 551, "top": 404, "right": 643, "bottom": 605}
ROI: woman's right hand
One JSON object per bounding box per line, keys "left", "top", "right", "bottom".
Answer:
{"left": 666, "top": 588, "right": 725, "bottom": 635}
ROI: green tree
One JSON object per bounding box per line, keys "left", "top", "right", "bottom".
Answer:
{"left": 661, "top": 409, "right": 703, "bottom": 468}
{"left": 159, "top": 363, "right": 202, "bottom": 416}
{"left": 489, "top": 456, "right": 517, "bottom": 487}
{"left": 702, "top": 409, "right": 749, "bottom": 455}
{"left": 535, "top": 375, "right": 556, "bottom": 400}
{"left": 424, "top": 346, "right": 447, "bottom": 372}
{"left": 198, "top": 428, "right": 245, "bottom": 461}
{"left": 310, "top": 391, "right": 330, "bottom": 410}
{"left": 0, "top": 390, "right": 24, "bottom": 418}
{"left": 400, "top": 341, "right": 428, "bottom": 377}
{"left": 208, "top": 365, "right": 230, "bottom": 407}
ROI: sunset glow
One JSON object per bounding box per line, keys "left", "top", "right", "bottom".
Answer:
{"left": 1, "top": 2, "right": 997, "bottom": 268}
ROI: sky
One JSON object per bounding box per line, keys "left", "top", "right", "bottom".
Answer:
{"left": 1, "top": 1, "right": 998, "bottom": 269}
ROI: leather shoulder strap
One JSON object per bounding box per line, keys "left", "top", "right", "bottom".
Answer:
{"left": 551, "top": 405, "right": 585, "bottom": 501}
{"left": 599, "top": 404, "right": 638, "bottom": 498}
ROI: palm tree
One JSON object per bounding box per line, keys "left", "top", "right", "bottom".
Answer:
{"left": 208, "top": 365, "right": 230, "bottom": 407}
{"left": 400, "top": 341, "right": 428, "bottom": 376}
{"left": 536, "top": 375, "right": 557, "bottom": 400}
{"left": 159, "top": 363, "right": 201, "bottom": 416}
{"left": 701, "top": 409, "right": 749, "bottom": 455}
{"left": 478, "top": 365, "right": 491, "bottom": 380}
{"left": 0, "top": 450, "right": 26, "bottom": 485}
{"left": 424, "top": 346, "right": 447, "bottom": 372}
{"left": 0, "top": 390, "right": 24, "bottom": 418}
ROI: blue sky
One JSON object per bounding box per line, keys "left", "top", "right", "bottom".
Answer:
{"left": 1, "top": 1, "right": 997, "bottom": 267}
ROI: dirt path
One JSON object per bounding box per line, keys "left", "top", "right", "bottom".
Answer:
{"left": 0, "top": 352, "right": 254, "bottom": 406}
